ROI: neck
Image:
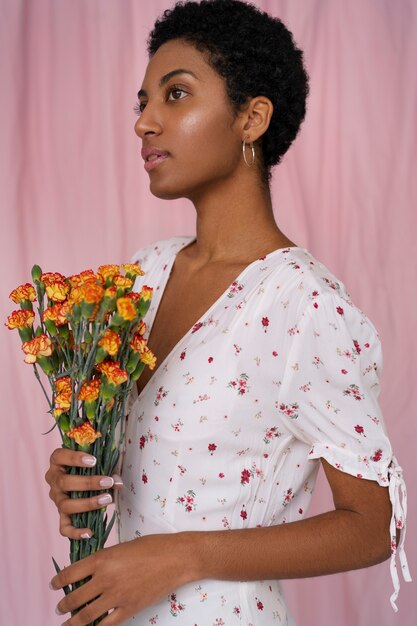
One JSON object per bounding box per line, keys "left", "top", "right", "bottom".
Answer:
{"left": 185, "top": 168, "right": 295, "bottom": 265}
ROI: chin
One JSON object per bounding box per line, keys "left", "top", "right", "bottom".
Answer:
{"left": 148, "top": 178, "right": 191, "bottom": 201}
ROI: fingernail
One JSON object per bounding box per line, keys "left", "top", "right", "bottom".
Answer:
{"left": 97, "top": 494, "right": 112, "bottom": 505}
{"left": 112, "top": 474, "right": 124, "bottom": 486}
{"left": 82, "top": 455, "right": 96, "bottom": 466}
{"left": 81, "top": 532, "right": 91, "bottom": 539}
{"left": 55, "top": 606, "right": 64, "bottom": 615}
{"left": 99, "top": 477, "right": 114, "bottom": 488}
{"left": 49, "top": 581, "right": 55, "bottom": 590}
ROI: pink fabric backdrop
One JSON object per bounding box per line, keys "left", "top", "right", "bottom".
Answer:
{"left": 1, "top": 1, "right": 415, "bottom": 624}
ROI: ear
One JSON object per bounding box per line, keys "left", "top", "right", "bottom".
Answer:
{"left": 240, "top": 96, "right": 274, "bottom": 143}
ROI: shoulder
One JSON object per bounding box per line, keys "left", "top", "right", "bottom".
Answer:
{"left": 279, "top": 248, "right": 380, "bottom": 339}
{"left": 130, "top": 235, "right": 194, "bottom": 271}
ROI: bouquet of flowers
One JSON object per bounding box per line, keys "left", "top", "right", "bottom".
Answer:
{"left": 5, "top": 262, "right": 155, "bottom": 623}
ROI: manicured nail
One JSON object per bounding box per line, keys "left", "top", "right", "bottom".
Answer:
{"left": 97, "top": 494, "right": 112, "bottom": 505}
{"left": 55, "top": 606, "right": 64, "bottom": 615}
{"left": 49, "top": 581, "right": 55, "bottom": 590}
{"left": 82, "top": 455, "right": 96, "bottom": 466}
{"left": 112, "top": 474, "right": 124, "bottom": 486}
{"left": 99, "top": 477, "right": 114, "bottom": 488}
{"left": 81, "top": 532, "right": 91, "bottom": 539}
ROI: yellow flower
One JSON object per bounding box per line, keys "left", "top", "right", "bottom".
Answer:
{"left": 97, "top": 264, "right": 120, "bottom": 283}
{"left": 98, "top": 328, "right": 121, "bottom": 357}
{"left": 97, "top": 360, "right": 129, "bottom": 386}
{"left": 41, "top": 272, "right": 70, "bottom": 302}
{"left": 104, "top": 286, "right": 117, "bottom": 300}
{"left": 113, "top": 276, "right": 134, "bottom": 290}
{"left": 42, "top": 302, "right": 70, "bottom": 326}
{"left": 122, "top": 263, "right": 145, "bottom": 277}
{"left": 78, "top": 378, "right": 101, "bottom": 402}
{"left": 136, "top": 320, "right": 147, "bottom": 336}
{"left": 116, "top": 297, "right": 137, "bottom": 321}
{"left": 140, "top": 347, "right": 156, "bottom": 370}
{"left": 5, "top": 309, "right": 35, "bottom": 330}
{"left": 67, "top": 422, "right": 102, "bottom": 446}
{"left": 53, "top": 390, "right": 72, "bottom": 416}
{"left": 21, "top": 335, "right": 53, "bottom": 364}
{"left": 140, "top": 285, "right": 153, "bottom": 301}
{"left": 9, "top": 283, "right": 37, "bottom": 304}
{"left": 68, "top": 270, "right": 97, "bottom": 287}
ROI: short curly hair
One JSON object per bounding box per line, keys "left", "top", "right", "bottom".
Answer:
{"left": 147, "top": 0, "right": 309, "bottom": 184}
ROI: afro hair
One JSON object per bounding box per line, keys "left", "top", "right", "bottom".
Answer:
{"left": 147, "top": 0, "right": 309, "bottom": 184}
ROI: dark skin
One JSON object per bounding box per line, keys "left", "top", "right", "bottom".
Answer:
{"left": 46, "top": 39, "right": 393, "bottom": 626}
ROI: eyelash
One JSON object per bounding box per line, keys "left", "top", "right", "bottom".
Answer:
{"left": 133, "top": 85, "right": 188, "bottom": 116}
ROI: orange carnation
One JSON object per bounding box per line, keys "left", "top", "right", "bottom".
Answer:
{"left": 113, "top": 276, "right": 133, "bottom": 290}
{"left": 140, "top": 285, "right": 153, "bottom": 301}
{"left": 78, "top": 378, "right": 101, "bottom": 402}
{"left": 140, "top": 347, "right": 156, "bottom": 370}
{"left": 116, "top": 297, "right": 137, "bottom": 321}
{"left": 97, "top": 360, "right": 129, "bottom": 386}
{"left": 5, "top": 309, "right": 35, "bottom": 330}
{"left": 21, "top": 335, "right": 53, "bottom": 364}
{"left": 122, "top": 263, "right": 145, "bottom": 277}
{"left": 79, "top": 282, "right": 105, "bottom": 304}
{"left": 130, "top": 333, "right": 147, "bottom": 354}
{"left": 55, "top": 376, "right": 72, "bottom": 394}
{"left": 97, "top": 265, "right": 120, "bottom": 283}
{"left": 9, "top": 283, "right": 37, "bottom": 304}
{"left": 98, "top": 329, "right": 121, "bottom": 357}
{"left": 68, "top": 270, "right": 97, "bottom": 287}
{"left": 67, "top": 422, "right": 102, "bottom": 447}
{"left": 42, "top": 302, "right": 70, "bottom": 326}
{"left": 125, "top": 292, "right": 141, "bottom": 303}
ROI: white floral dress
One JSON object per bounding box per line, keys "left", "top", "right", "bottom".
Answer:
{"left": 116, "top": 236, "right": 410, "bottom": 626}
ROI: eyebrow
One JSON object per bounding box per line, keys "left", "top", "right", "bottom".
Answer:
{"left": 137, "top": 69, "right": 198, "bottom": 98}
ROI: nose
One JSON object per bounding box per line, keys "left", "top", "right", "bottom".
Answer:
{"left": 134, "top": 103, "right": 163, "bottom": 139}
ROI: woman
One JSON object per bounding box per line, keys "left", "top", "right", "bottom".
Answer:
{"left": 46, "top": 1, "right": 409, "bottom": 624}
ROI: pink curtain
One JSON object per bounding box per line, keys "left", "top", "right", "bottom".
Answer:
{"left": 1, "top": 1, "right": 415, "bottom": 624}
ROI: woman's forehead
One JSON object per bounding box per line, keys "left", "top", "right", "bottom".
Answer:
{"left": 141, "top": 39, "right": 216, "bottom": 89}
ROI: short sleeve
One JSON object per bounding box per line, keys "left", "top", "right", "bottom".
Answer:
{"left": 279, "top": 292, "right": 411, "bottom": 609}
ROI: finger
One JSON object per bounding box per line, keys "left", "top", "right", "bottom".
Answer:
{"left": 49, "top": 448, "right": 97, "bottom": 470}
{"left": 58, "top": 492, "right": 113, "bottom": 517}
{"left": 54, "top": 473, "right": 116, "bottom": 493}
{"left": 60, "top": 595, "right": 111, "bottom": 626}
{"left": 55, "top": 578, "right": 98, "bottom": 618}
{"left": 59, "top": 512, "right": 93, "bottom": 540}
{"left": 111, "top": 474, "right": 124, "bottom": 490}
{"left": 97, "top": 607, "right": 125, "bottom": 626}
{"left": 50, "top": 553, "right": 94, "bottom": 590}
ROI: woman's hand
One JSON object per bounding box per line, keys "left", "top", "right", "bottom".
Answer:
{"left": 45, "top": 448, "right": 123, "bottom": 540}
{"left": 50, "top": 533, "right": 195, "bottom": 626}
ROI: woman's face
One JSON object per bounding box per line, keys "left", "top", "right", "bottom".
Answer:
{"left": 134, "top": 39, "right": 244, "bottom": 200}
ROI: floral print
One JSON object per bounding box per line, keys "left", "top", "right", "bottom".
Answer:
{"left": 117, "top": 236, "right": 409, "bottom": 624}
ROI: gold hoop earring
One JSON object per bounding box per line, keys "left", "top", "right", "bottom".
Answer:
{"left": 242, "top": 139, "right": 255, "bottom": 167}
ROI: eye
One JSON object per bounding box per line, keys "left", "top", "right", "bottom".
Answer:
{"left": 133, "top": 101, "right": 145, "bottom": 116}
{"left": 167, "top": 85, "right": 188, "bottom": 101}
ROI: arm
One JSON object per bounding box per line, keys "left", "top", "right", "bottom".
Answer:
{"left": 51, "top": 459, "right": 392, "bottom": 626}
{"left": 188, "top": 459, "right": 392, "bottom": 582}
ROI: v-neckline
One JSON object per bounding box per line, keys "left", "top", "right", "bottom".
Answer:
{"left": 134, "top": 237, "right": 306, "bottom": 404}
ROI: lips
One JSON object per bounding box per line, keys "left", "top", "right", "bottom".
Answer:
{"left": 141, "top": 146, "right": 170, "bottom": 172}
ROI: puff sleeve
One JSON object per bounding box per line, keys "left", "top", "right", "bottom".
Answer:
{"left": 279, "top": 292, "right": 411, "bottom": 610}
